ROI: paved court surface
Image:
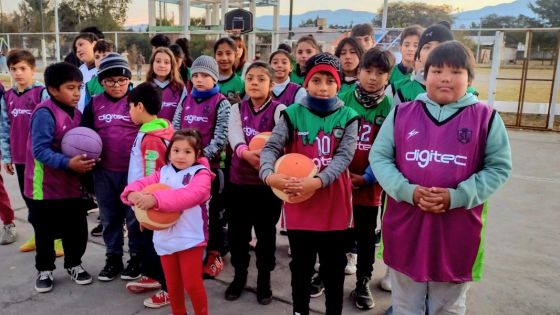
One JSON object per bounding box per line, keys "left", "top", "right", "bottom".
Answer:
{"left": 1, "top": 129, "right": 559, "bottom": 315}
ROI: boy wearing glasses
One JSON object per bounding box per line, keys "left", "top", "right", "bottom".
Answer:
{"left": 81, "top": 53, "right": 143, "bottom": 282}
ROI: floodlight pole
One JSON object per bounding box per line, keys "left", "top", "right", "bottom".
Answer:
{"left": 288, "top": 0, "right": 293, "bottom": 40}
{"left": 54, "top": 0, "right": 60, "bottom": 61}
{"left": 381, "top": 0, "right": 388, "bottom": 30}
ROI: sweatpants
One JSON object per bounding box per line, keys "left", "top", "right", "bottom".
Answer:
{"left": 161, "top": 246, "right": 208, "bottom": 315}
{"left": 94, "top": 168, "right": 142, "bottom": 257}
{"left": 390, "top": 268, "right": 470, "bottom": 315}
{"left": 288, "top": 230, "right": 347, "bottom": 315}
{"left": 0, "top": 173, "right": 13, "bottom": 225}
{"left": 227, "top": 183, "right": 282, "bottom": 274}
{"left": 28, "top": 198, "right": 88, "bottom": 271}
{"left": 346, "top": 205, "right": 379, "bottom": 279}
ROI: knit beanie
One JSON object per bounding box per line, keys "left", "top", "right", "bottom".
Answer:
{"left": 304, "top": 53, "right": 342, "bottom": 90}
{"left": 191, "top": 55, "right": 219, "bottom": 82}
{"left": 416, "top": 23, "right": 454, "bottom": 60}
{"left": 97, "top": 53, "right": 131, "bottom": 82}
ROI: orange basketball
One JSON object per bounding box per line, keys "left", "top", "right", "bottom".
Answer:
{"left": 248, "top": 132, "right": 272, "bottom": 151}
{"left": 133, "top": 183, "right": 181, "bottom": 230}
{"left": 272, "top": 153, "right": 318, "bottom": 203}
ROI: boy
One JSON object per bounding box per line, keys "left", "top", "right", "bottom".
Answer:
{"left": 150, "top": 34, "right": 171, "bottom": 51}
{"left": 73, "top": 32, "right": 98, "bottom": 112}
{"left": 351, "top": 24, "right": 375, "bottom": 51}
{"left": 0, "top": 49, "right": 52, "bottom": 250}
{"left": 339, "top": 47, "right": 395, "bottom": 310}
{"left": 81, "top": 53, "right": 143, "bottom": 282}
{"left": 25, "top": 62, "right": 97, "bottom": 293}
{"left": 126, "top": 82, "right": 174, "bottom": 309}
{"left": 389, "top": 25, "right": 422, "bottom": 90}
{"left": 0, "top": 81, "right": 16, "bottom": 245}
{"left": 260, "top": 53, "right": 359, "bottom": 315}
{"left": 370, "top": 41, "right": 512, "bottom": 315}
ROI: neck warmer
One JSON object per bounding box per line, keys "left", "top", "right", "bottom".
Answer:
{"left": 354, "top": 82, "right": 386, "bottom": 108}
{"left": 301, "top": 95, "right": 340, "bottom": 114}
{"left": 192, "top": 85, "right": 220, "bottom": 99}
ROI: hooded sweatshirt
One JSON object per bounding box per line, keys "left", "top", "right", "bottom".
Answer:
{"left": 128, "top": 118, "right": 175, "bottom": 183}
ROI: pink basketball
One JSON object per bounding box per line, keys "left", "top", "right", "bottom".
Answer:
{"left": 61, "top": 127, "right": 103, "bottom": 159}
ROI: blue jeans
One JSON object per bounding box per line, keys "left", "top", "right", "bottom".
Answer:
{"left": 94, "top": 168, "right": 141, "bottom": 257}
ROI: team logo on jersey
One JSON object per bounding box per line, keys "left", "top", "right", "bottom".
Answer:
{"left": 457, "top": 128, "right": 472, "bottom": 144}
{"left": 375, "top": 116, "right": 385, "bottom": 125}
{"left": 333, "top": 128, "right": 344, "bottom": 139}
{"left": 182, "top": 173, "right": 192, "bottom": 185}
{"left": 407, "top": 129, "right": 419, "bottom": 139}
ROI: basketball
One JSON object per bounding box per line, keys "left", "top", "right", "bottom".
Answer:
{"left": 248, "top": 132, "right": 272, "bottom": 151}
{"left": 272, "top": 153, "right": 318, "bottom": 203}
{"left": 133, "top": 183, "right": 181, "bottom": 230}
{"left": 61, "top": 127, "right": 103, "bottom": 159}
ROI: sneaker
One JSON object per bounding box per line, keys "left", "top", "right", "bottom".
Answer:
{"left": 35, "top": 271, "right": 54, "bottom": 293}
{"left": 375, "top": 230, "right": 381, "bottom": 247}
{"left": 121, "top": 255, "right": 141, "bottom": 280}
{"left": 0, "top": 223, "right": 16, "bottom": 245}
{"left": 380, "top": 268, "right": 392, "bottom": 292}
{"left": 225, "top": 272, "right": 247, "bottom": 301}
{"left": 54, "top": 239, "right": 64, "bottom": 257}
{"left": 143, "top": 290, "right": 170, "bottom": 308}
{"left": 203, "top": 250, "right": 224, "bottom": 278}
{"left": 19, "top": 236, "right": 36, "bottom": 252}
{"left": 351, "top": 276, "right": 375, "bottom": 310}
{"left": 256, "top": 272, "right": 272, "bottom": 305}
{"left": 126, "top": 276, "right": 161, "bottom": 293}
{"left": 98, "top": 256, "right": 123, "bottom": 282}
{"left": 345, "top": 253, "right": 357, "bottom": 275}
{"left": 310, "top": 273, "right": 324, "bottom": 298}
{"left": 67, "top": 265, "right": 93, "bottom": 285}
{"left": 90, "top": 223, "right": 103, "bottom": 237}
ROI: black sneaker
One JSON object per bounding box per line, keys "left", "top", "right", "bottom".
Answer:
{"left": 91, "top": 223, "right": 103, "bottom": 237}
{"left": 35, "top": 271, "right": 54, "bottom": 293}
{"left": 67, "top": 265, "right": 93, "bottom": 285}
{"left": 375, "top": 229, "right": 381, "bottom": 247}
{"left": 98, "top": 256, "right": 123, "bottom": 282}
{"left": 225, "top": 272, "right": 247, "bottom": 301}
{"left": 256, "top": 272, "right": 273, "bottom": 305}
{"left": 310, "top": 273, "right": 324, "bottom": 298}
{"left": 351, "top": 276, "right": 375, "bottom": 310}
{"left": 121, "top": 255, "right": 141, "bottom": 280}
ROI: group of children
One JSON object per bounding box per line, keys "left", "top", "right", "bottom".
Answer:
{"left": 0, "top": 21, "right": 512, "bottom": 315}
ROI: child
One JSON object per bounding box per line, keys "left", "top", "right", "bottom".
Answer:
{"left": 290, "top": 36, "right": 320, "bottom": 85}
{"left": 150, "top": 34, "right": 171, "bottom": 51}
{"left": 370, "top": 41, "right": 512, "bottom": 315}
{"left": 0, "top": 81, "right": 16, "bottom": 246}
{"left": 86, "top": 39, "right": 114, "bottom": 101}
{"left": 0, "top": 49, "right": 52, "bottom": 250}
{"left": 175, "top": 37, "right": 194, "bottom": 86}
{"left": 121, "top": 129, "right": 213, "bottom": 315}
{"left": 81, "top": 53, "right": 143, "bottom": 282}
{"left": 225, "top": 62, "right": 285, "bottom": 304}
{"left": 339, "top": 47, "right": 395, "bottom": 310}
{"left": 232, "top": 36, "right": 249, "bottom": 78}
{"left": 350, "top": 24, "right": 375, "bottom": 51}
{"left": 214, "top": 37, "right": 245, "bottom": 104}
{"left": 269, "top": 49, "right": 306, "bottom": 106}
{"left": 25, "top": 62, "right": 97, "bottom": 293}
{"left": 126, "top": 82, "right": 175, "bottom": 309}
{"left": 145, "top": 47, "right": 186, "bottom": 122}
{"left": 260, "top": 53, "right": 359, "bottom": 315}
{"left": 389, "top": 25, "right": 422, "bottom": 90}
{"left": 335, "top": 37, "right": 364, "bottom": 94}
{"left": 73, "top": 32, "right": 98, "bottom": 112}
{"left": 173, "top": 55, "right": 231, "bottom": 278}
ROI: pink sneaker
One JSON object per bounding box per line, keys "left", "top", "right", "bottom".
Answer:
{"left": 126, "top": 276, "right": 161, "bottom": 293}
{"left": 143, "top": 290, "right": 170, "bottom": 308}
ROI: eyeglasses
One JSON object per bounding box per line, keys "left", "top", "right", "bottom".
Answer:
{"left": 102, "top": 78, "right": 129, "bottom": 87}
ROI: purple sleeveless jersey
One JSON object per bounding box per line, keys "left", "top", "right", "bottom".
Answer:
{"left": 4, "top": 86, "right": 44, "bottom": 163}
{"left": 24, "top": 100, "right": 83, "bottom": 200}
{"left": 230, "top": 99, "right": 282, "bottom": 185}
{"left": 92, "top": 93, "right": 139, "bottom": 172}
{"left": 272, "top": 82, "right": 301, "bottom": 106}
{"left": 384, "top": 100, "right": 494, "bottom": 282}
{"left": 159, "top": 85, "right": 183, "bottom": 122}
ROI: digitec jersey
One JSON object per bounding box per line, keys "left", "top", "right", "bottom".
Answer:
{"left": 158, "top": 85, "right": 183, "bottom": 122}
{"left": 383, "top": 100, "right": 495, "bottom": 282}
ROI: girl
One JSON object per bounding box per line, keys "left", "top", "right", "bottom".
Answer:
{"left": 122, "top": 129, "right": 213, "bottom": 315}
{"left": 335, "top": 37, "right": 364, "bottom": 95}
{"left": 225, "top": 62, "right": 285, "bottom": 304}
{"left": 290, "top": 36, "right": 320, "bottom": 86}
{"left": 214, "top": 37, "right": 245, "bottom": 104}
{"left": 260, "top": 53, "right": 359, "bottom": 315}
{"left": 269, "top": 49, "right": 306, "bottom": 106}
{"left": 146, "top": 47, "right": 186, "bottom": 122}
{"left": 174, "top": 38, "right": 194, "bottom": 85}
{"left": 232, "top": 36, "right": 249, "bottom": 78}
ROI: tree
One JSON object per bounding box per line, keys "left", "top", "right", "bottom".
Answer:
{"left": 373, "top": 2, "right": 455, "bottom": 28}
{"left": 529, "top": 0, "right": 560, "bottom": 27}
{"left": 60, "top": 0, "right": 132, "bottom": 31}
{"left": 480, "top": 14, "right": 556, "bottom": 49}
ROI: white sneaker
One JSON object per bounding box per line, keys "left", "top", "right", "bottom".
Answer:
{"left": 380, "top": 268, "right": 392, "bottom": 292}
{"left": 0, "top": 223, "right": 16, "bottom": 245}
{"left": 345, "top": 253, "right": 357, "bottom": 275}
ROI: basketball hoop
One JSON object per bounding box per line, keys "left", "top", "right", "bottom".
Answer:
{"left": 224, "top": 9, "right": 253, "bottom": 34}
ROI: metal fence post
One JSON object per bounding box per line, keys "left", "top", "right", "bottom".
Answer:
{"left": 488, "top": 31, "right": 503, "bottom": 108}
{"left": 548, "top": 44, "right": 560, "bottom": 129}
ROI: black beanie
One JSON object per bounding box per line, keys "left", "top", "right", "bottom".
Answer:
{"left": 416, "top": 23, "right": 454, "bottom": 60}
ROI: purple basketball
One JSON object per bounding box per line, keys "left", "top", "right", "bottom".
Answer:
{"left": 61, "top": 127, "right": 103, "bottom": 159}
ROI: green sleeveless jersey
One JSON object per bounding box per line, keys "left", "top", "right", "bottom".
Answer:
{"left": 339, "top": 90, "right": 392, "bottom": 124}
{"left": 290, "top": 65, "right": 305, "bottom": 86}
{"left": 218, "top": 73, "right": 245, "bottom": 99}
{"left": 339, "top": 81, "right": 357, "bottom": 95}
{"left": 389, "top": 64, "right": 412, "bottom": 92}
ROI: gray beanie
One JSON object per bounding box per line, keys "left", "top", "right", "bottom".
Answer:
{"left": 97, "top": 53, "right": 132, "bottom": 82}
{"left": 191, "top": 55, "right": 219, "bottom": 82}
